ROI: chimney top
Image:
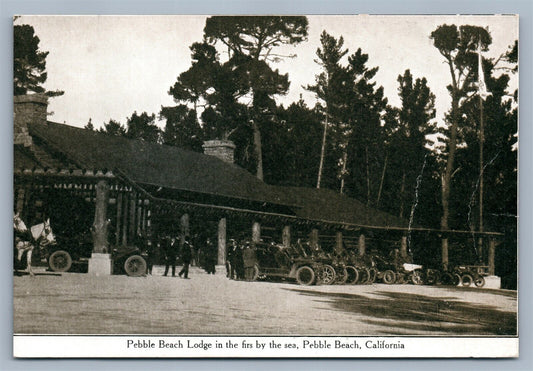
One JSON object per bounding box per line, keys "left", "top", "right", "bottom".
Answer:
{"left": 202, "top": 139, "right": 236, "bottom": 164}
{"left": 14, "top": 94, "right": 48, "bottom": 147}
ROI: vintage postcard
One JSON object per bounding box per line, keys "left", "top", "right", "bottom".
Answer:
{"left": 13, "top": 15, "right": 518, "bottom": 358}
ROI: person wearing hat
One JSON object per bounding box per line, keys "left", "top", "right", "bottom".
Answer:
{"left": 178, "top": 238, "right": 192, "bottom": 279}
{"left": 163, "top": 236, "right": 179, "bottom": 277}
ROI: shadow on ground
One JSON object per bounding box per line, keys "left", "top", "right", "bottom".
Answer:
{"left": 286, "top": 288, "right": 517, "bottom": 335}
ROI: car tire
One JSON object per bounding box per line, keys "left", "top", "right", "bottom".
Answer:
{"left": 296, "top": 266, "right": 315, "bottom": 286}
{"left": 48, "top": 250, "right": 72, "bottom": 272}
{"left": 124, "top": 255, "right": 147, "bottom": 277}
{"left": 474, "top": 275, "right": 486, "bottom": 288}
{"left": 345, "top": 266, "right": 359, "bottom": 285}
{"left": 461, "top": 274, "right": 473, "bottom": 287}
{"left": 382, "top": 270, "right": 396, "bottom": 284}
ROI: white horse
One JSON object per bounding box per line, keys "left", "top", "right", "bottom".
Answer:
{"left": 14, "top": 213, "right": 56, "bottom": 276}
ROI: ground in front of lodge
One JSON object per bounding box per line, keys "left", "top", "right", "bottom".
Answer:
{"left": 13, "top": 265, "right": 517, "bottom": 335}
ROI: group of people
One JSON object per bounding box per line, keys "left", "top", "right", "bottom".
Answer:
{"left": 157, "top": 234, "right": 220, "bottom": 278}
{"left": 226, "top": 239, "right": 258, "bottom": 281}
{"left": 160, "top": 236, "right": 192, "bottom": 278}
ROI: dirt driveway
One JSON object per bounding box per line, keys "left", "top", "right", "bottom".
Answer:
{"left": 13, "top": 266, "right": 517, "bottom": 336}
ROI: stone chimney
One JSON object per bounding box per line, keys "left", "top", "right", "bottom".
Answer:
{"left": 202, "top": 139, "right": 236, "bottom": 163}
{"left": 14, "top": 94, "right": 48, "bottom": 147}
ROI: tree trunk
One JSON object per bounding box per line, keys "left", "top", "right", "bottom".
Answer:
{"left": 441, "top": 94, "right": 460, "bottom": 270}
{"left": 340, "top": 151, "right": 348, "bottom": 194}
{"left": 376, "top": 153, "right": 388, "bottom": 207}
{"left": 399, "top": 171, "right": 406, "bottom": 218}
{"left": 317, "top": 113, "right": 328, "bottom": 189}
{"left": 252, "top": 120, "right": 264, "bottom": 181}
{"left": 365, "top": 146, "right": 371, "bottom": 206}
{"left": 91, "top": 180, "right": 110, "bottom": 254}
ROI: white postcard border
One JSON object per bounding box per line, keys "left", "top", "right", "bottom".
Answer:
{"left": 13, "top": 335, "right": 519, "bottom": 358}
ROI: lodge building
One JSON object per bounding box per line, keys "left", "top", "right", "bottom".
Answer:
{"left": 13, "top": 94, "right": 501, "bottom": 278}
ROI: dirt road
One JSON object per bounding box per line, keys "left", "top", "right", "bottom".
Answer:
{"left": 13, "top": 266, "right": 517, "bottom": 335}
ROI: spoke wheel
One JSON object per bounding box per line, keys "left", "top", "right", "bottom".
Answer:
{"left": 461, "top": 274, "right": 473, "bottom": 287}
{"left": 357, "top": 268, "right": 370, "bottom": 284}
{"left": 474, "top": 275, "right": 486, "bottom": 288}
{"left": 382, "top": 270, "right": 396, "bottom": 284}
{"left": 48, "top": 250, "right": 72, "bottom": 272}
{"left": 334, "top": 267, "right": 348, "bottom": 285}
{"left": 296, "top": 266, "right": 315, "bottom": 286}
{"left": 410, "top": 269, "right": 425, "bottom": 285}
{"left": 124, "top": 255, "right": 147, "bottom": 277}
{"left": 318, "top": 264, "right": 336, "bottom": 285}
{"left": 345, "top": 266, "right": 359, "bottom": 285}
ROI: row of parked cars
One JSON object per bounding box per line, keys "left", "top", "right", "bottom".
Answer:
{"left": 248, "top": 241, "right": 489, "bottom": 287}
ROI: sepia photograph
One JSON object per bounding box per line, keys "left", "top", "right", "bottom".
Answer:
{"left": 12, "top": 14, "right": 518, "bottom": 357}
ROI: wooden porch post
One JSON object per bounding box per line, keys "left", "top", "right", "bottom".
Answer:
{"left": 400, "top": 236, "right": 408, "bottom": 258}
{"left": 180, "top": 214, "right": 190, "bottom": 244}
{"left": 488, "top": 238, "right": 496, "bottom": 276}
{"left": 15, "top": 187, "right": 25, "bottom": 214}
{"left": 358, "top": 233, "right": 366, "bottom": 256}
{"left": 282, "top": 226, "right": 291, "bottom": 248}
{"left": 442, "top": 237, "right": 449, "bottom": 271}
{"left": 218, "top": 217, "right": 226, "bottom": 265}
{"left": 122, "top": 192, "right": 129, "bottom": 246}
{"left": 128, "top": 191, "right": 137, "bottom": 242}
{"left": 88, "top": 180, "right": 112, "bottom": 275}
{"left": 115, "top": 192, "right": 123, "bottom": 246}
{"left": 309, "top": 228, "right": 319, "bottom": 249}
{"left": 335, "top": 231, "right": 343, "bottom": 254}
{"left": 252, "top": 222, "right": 261, "bottom": 243}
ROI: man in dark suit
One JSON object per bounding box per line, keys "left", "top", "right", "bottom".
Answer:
{"left": 178, "top": 239, "right": 192, "bottom": 279}
{"left": 163, "top": 236, "right": 178, "bottom": 277}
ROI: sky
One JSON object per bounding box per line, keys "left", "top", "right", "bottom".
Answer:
{"left": 16, "top": 15, "right": 518, "bottom": 130}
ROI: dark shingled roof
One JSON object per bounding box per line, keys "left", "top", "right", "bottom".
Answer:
{"left": 274, "top": 186, "right": 409, "bottom": 229}
{"left": 27, "top": 121, "right": 286, "bottom": 206}
{"left": 20, "top": 121, "right": 408, "bottom": 229}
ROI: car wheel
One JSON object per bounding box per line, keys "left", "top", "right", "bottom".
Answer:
{"left": 461, "top": 274, "right": 473, "bottom": 287}
{"left": 474, "top": 275, "right": 486, "bottom": 288}
{"left": 345, "top": 266, "right": 359, "bottom": 285}
{"left": 335, "top": 267, "right": 348, "bottom": 285}
{"left": 382, "top": 270, "right": 396, "bottom": 284}
{"left": 124, "top": 255, "right": 147, "bottom": 277}
{"left": 410, "top": 269, "right": 425, "bottom": 285}
{"left": 317, "top": 264, "right": 336, "bottom": 285}
{"left": 296, "top": 266, "right": 315, "bottom": 286}
{"left": 49, "top": 250, "right": 72, "bottom": 272}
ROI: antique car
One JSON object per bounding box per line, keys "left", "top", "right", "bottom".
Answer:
{"left": 111, "top": 245, "right": 148, "bottom": 277}
{"left": 251, "top": 241, "right": 336, "bottom": 286}
{"left": 44, "top": 232, "right": 93, "bottom": 273}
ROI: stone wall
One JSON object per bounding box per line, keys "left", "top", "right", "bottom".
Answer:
{"left": 14, "top": 94, "right": 48, "bottom": 147}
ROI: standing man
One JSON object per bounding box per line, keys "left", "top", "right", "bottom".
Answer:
{"left": 163, "top": 236, "right": 178, "bottom": 277}
{"left": 243, "top": 241, "right": 257, "bottom": 281}
{"left": 178, "top": 239, "right": 192, "bottom": 279}
{"left": 205, "top": 237, "right": 217, "bottom": 274}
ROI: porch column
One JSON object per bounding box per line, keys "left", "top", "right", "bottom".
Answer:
{"left": 335, "top": 231, "right": 343, "bottom": 254}
{"left": 309, "top": 228, "right": 319, "bottom": 249}
{"left": 400, "top": 236, "right": 408, "bottom": 258}
{"left": 15, "top": 187, "right": 25, "bottom": 214}
{"left": 282, "top": 226, "right": 291, "bottom": 248}
{"left": 89, "top": 180, "right": 112, "bottom": 275}
{"left": 115, "top": 192, "right": 123, "bottom": 246}
{"left": 358, "top": 234, "right": 366, "bottom": 256}
{"left": 252, "top": 222, "right": 261, "bottom": 243}
{"left": 128, "top": 191, "right": 137, "bottom": 242}
{"left": 180, "top": 214, "right": 190, "bottom": 244}
{"left": 122, "top": 192, "right": 129, "bottom": 246}
{"left": 442, "top": 238, "right": 449, "bottom": 271}
{"left": 218, "top": 218, "right": 227, "bottom": 265}
{"left": 488, "top": 238, "right": 496, "bottom": 276}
